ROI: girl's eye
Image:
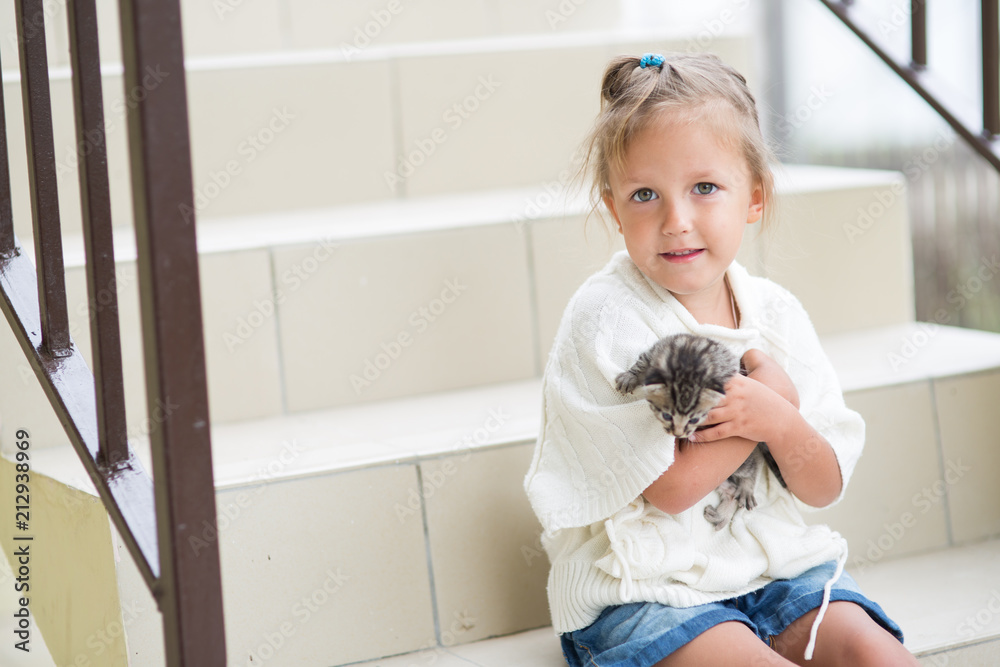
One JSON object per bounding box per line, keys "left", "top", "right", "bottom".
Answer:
{"left": 631, "top": 188, "right": 657, "bottom": 202}
{"left": 693, "top": 183, "right": 718, "bottom": 195}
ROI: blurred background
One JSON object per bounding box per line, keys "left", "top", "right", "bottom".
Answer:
{"left": 771, "top": 0, "right": 1000, "bottom": 333}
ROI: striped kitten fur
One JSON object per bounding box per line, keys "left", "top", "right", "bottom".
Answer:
{"left": 615, "top": 333, "right": 786, "bottom": 530}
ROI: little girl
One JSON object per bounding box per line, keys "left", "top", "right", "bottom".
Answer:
{"left": 523, "top": 53, "right": 919, "bottom": 666}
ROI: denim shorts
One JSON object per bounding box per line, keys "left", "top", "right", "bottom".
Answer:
{"left": 560, "top": 561, "right": 903, "bottom": 667}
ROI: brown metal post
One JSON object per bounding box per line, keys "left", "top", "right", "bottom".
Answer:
{"left": 14, "top": 0, "right": 71, "bottom": 355}
{"left": 116, "top": 0, "right": 227, "bottom": 664}
{"left": 984, "top": 0, "right": 1000, "bottom": 136}
{"left": 0, "top": 47, "right": 14, "bottom": 259}
{"left": 67, "top": 0, "right": 129, "bottom": 467}
{"left": 911, "top": 0, "right": 927, "bottom": 69}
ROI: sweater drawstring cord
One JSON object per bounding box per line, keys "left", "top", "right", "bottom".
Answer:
{"left": 804, "top": 535, "right": 849, "bottom": 661}
{"left": 604, "top": 501, "right": 645, "bottom": 601}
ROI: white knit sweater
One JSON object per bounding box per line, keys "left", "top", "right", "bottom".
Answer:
{"left": 524, "top": 251, "right": 862, "bottom": 640}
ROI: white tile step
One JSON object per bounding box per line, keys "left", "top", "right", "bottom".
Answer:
{"left": 2, "top": 25, "right": 748, "bottom": 83}
{"left": 36, "top": 163, "right": 900, "bottom": 265}
{"left": 350, "top": 539, "right": 1000, "bottom": 667}
{"left": 144, "top": 322, "right": 1000, "bottom": 489}
{"left": 30, "top": 320, "right": 1000, "bottom": 493}
{"left": 824, "top": 322, "right": 1000, "bottom": 393}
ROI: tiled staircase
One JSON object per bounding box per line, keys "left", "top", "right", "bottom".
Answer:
{"left": 2, "top": 2, "right": 1000, "bottom": 666}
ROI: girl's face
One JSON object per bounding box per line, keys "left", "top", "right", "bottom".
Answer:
{"left": 603, "top": 112, "right": 764, "bottom": 312}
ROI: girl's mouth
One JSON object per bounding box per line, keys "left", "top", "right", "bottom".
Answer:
{"left": 660, "top": 249, "right": 704, "bottom": 263}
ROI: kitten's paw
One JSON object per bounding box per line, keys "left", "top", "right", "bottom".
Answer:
{"left": 615, "top": 371, "right": 641, "bottom": 394}
{"left": 735, "top": 489, "right": 757, "bottom": 511}
{"left": 703, "top": 505, "right": 729, "bottom": 530}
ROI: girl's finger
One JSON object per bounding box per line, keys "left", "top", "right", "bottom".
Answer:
{"left": 704, "top": 405, "right": 730, "bottom": 425}
{"left": 689, "top": 423, "right": 726, "bottom": 443}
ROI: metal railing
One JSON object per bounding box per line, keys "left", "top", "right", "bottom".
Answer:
{"left": 816, "top": 0, "right": 1000, "bottom": 172}
{"left": 0, "top": 0, "right": 225, "bottom": 664}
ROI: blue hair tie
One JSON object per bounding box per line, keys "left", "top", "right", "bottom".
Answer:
{"left": 639, "top": 53, "right": 665, "bottom": 69}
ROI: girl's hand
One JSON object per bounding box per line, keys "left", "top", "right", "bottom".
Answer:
{"left": 689, "top": 349, "right": 843, "bottom": 508}
{"left": 689, "top": 372, "right": 794, "bottom": 445}
{"left": 742, "top": 349, "right": 799, "bottom": 408}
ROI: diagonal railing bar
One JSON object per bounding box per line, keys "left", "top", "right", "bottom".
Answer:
{"left": 67, "top": 0, "right": 129, "bottom": 467}
{"left": 817, "top": 0, "right": 1000, "bottom": 172}
{"left": 0, "top": 242, "right": 160, "bottom": 587}
{"left": 14, "top": 0, "right": 71, "bottom": 355}
{"left": 117, "top": 0, "right": 227, "bottom": 663}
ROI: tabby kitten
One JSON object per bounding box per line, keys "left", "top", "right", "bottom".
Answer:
{"left": 615, "top": 333, "right": 786, "bottom": 530}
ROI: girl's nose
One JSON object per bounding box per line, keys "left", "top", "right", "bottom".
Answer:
{"left": 660, "top": 198, "right": 692, "bottom": 235}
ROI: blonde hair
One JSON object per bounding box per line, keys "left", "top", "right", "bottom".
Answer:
{"left": 580, "top": 52, "right": 777, "bottom": 230}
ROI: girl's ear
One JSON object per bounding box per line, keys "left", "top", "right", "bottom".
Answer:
{"left": 602, "top": 191, "right": 623, "bottom": 234}
{"left": 746, "top": 183, "right": 764, "bottom": 225}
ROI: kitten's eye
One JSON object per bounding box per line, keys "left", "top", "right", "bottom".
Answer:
{"left": 631, "top": 188, "right": 658, "bottom": 203}
{"left": 693, "top": 183, "right": 718, "bottom": 195}
{"left": 690, "top": 416, "right": 702, "bottom": 425}
{"left": 660, "top": 412, "right": 673, "bottom": 423}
